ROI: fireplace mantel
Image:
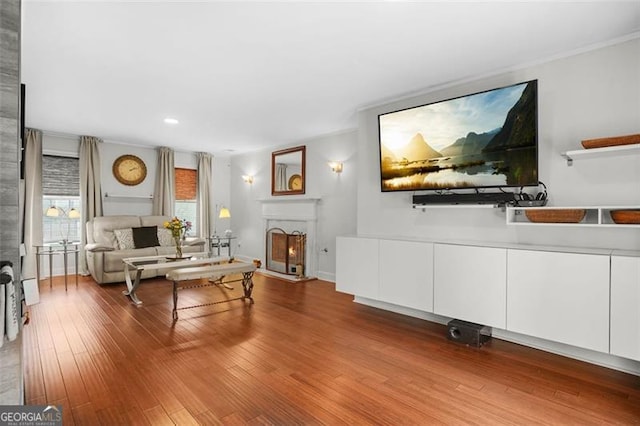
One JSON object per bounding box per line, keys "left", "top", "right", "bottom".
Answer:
{"left": 257, "top": 196, "right": 321, "bottom": 205}
{"left": 259, "top": 197, "right": 320, "bottom": 221}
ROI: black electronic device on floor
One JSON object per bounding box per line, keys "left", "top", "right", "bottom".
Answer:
{"left": 446, "top": 319, "right": 492, "bottom": 347}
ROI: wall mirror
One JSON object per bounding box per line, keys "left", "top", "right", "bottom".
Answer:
{"left": 272, "top": 145, "right": 305, "bottom": 196}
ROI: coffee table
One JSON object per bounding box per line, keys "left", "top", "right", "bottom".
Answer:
{"left": 122, "top": 252, "right": 231, "bottom": 305}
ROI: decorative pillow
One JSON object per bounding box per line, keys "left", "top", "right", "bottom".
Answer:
{"left": 113, "top": 228, "right": 135, "bottom": 250}
{"left": 157, "top": 228, "right": 174, "bottom": 247}
{"left": 132, "top": 226, "right": 160, "bottom": 248}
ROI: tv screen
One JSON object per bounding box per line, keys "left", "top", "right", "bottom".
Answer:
{"left": 378, "top": 80, "right": 538, "bottom": 192}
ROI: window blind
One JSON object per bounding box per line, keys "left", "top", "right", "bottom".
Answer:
{"left": 43, "top": 155, "right": 80, "bottom": 196}
{"left": 175, "top": 168, "right": 197, "bottom": 200}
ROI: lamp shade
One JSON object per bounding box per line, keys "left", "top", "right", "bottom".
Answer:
{"left": 45, "top": 205, "right": 81, "bottom": 218}
{"left": 68, "top": 208, "right": 81, "bottom": 219}
{"left": 45, "top": 206, "right": 60, "bottom": 217}
{"left": 218, "top": 207, "right": 231, "bottom": 219}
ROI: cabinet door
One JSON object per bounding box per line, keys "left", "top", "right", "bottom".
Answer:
{"left": 335, "top": 237, "right": 379, "bottom": 299}
{"left": 610, "top": 256, "right": 640, "bottom": 361}
{"left": 434, "top": 244, "right": 507, "bottom": 328}
{"left": 507, "top": 250, "right": 609, "bottom": 353}
{"left": 379, "top": 240, "right": 433, "bottom": 312}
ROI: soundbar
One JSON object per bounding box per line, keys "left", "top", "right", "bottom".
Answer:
{"left": 412, "top": 192, "right": 517, "bottom": 206}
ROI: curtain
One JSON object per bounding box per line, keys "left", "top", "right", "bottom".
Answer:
{"left": 21, "top": 129, "right": 43, "bottom": 280}
{"left": 276, "top": 163, "right": 287, "bottom": 191}
{"left": 153, "top": 147, "right": 175, "bottom": 216}
{"left": 196, "top": 152, "right": 213, "bottom": 237}
{"left": 79, "top": 135, "right": 104, "bottom": 275}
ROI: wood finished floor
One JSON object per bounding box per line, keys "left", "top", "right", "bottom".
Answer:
{"left": 24, "top": 273, "right": 640, "bottom": 425}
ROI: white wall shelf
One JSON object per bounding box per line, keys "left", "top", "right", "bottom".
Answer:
{"left": 506, "top": 206, "right": 640, "bottom": 228}
{"left": 561, "top": 143, "right": 640, "bottom": 166}
{"left": 413, "top": 204, "right": 504, "bottom": 210}
{"left": 104, "top": 193, "right": 153, "bottom": 199}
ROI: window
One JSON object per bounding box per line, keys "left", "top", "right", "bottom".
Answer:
{"left": 42, "top": 155, "right": 81, "bottom": 243}
{"left": 175, "top": 168, "right": 197, "bottom": 236}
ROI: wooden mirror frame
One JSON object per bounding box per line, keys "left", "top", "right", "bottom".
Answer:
{"left": 271, "top": 145, "right": 306, "bottom": 196}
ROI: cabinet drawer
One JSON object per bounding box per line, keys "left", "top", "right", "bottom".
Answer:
{"left": 434, "top": 244, "right": 507, "bottom": 328}
{"left": 379, "top": 240, "right": 433, "bottom": 312}
{"left": 507, "top": 249, "right": 609, "bottom": 353}
{"left": 610, "top": 256, "right": 640, "bottom": 361}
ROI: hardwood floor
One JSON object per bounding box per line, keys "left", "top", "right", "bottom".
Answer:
{"left": 24, "top": 273, "right": 640, "bottom": 425}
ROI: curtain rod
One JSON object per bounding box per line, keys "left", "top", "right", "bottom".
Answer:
{"left": 40, "top": 129, "right": 211, "bottom": 155}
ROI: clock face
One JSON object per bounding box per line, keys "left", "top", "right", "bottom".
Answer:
{"left": 288, "top": 174, "right": 302, "bottom": 190}
{"left": 113, "top": 155, "right": 147, "bottom": 186}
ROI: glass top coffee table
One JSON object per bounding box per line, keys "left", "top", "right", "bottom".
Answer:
{"left": 122, "top": 252, "right": 231, "bottom": 305}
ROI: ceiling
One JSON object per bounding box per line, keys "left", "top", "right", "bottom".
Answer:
{"left": 21, "top": 1, "right": 640, "bottom": 155}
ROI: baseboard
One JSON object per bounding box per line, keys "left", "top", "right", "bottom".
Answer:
{"left": 353, "top": 296, "right": 640, "bottom": 377}
{"left": 316, "top": 271, "right": 335, "bottom": 282}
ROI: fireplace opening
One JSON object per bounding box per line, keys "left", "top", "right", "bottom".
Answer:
{"left": 266, "top": 227, "right": 306, "bottom": 278}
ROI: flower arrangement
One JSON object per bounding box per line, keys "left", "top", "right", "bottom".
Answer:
{"left": 164, "top": 217, "right": 192, "bottom": 257}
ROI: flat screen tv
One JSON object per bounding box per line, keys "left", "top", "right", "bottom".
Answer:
{"left": 378, "top": 80, "right": 538, "bottom": 192}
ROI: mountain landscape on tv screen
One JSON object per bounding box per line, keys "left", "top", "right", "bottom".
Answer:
{"left": 380, "top": 81, "right": 537, "bottom": 191}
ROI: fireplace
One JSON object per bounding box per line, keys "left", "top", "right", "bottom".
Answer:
{"left": 259, "top": 197, "right": 319, "bottom": 280}
{"left": 266, "top": 228, "right": 306, "bottom": 278}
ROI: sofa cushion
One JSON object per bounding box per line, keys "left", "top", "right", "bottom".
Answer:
{"left": 157, "top": 228, "right": 174, "bottom": 246}
{"left": 92, "top": 216, "right": 141, "bottom": 248}
{"left": 103, "top": 247, "right": 158, "bottom": 272}
{"left": 132, "top": 226, "right": 160, "bottom": 248}
{"left": 114, "top": 228, "right": 135, "bottom": 250}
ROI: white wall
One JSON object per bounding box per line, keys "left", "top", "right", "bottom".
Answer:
{"left": 230, "top": 130, "right": 358, "bottom": 280}
{"left": 357, "top": 38, "right": 640, "bottom": 251}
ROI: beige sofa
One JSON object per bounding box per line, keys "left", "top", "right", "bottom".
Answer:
{"left": 85, "top": 215, "right": 206, "bottom": 284}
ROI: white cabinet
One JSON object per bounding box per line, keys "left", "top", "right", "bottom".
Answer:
{"left": 335, "top": 236, "right": 379, "bottom": 299}
{"left": 433, "top": 244, "right": 507, "bottom": 328}
{"left": 507, "top": 249, "right": 609, "bottom": 353}
{"left": 379, "top": 240, "right": 433, "bottom": 312}
{"left": 610, "top": 255, "right": 640, "bottom": 361}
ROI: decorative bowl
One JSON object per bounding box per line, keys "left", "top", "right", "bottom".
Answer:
{"left": 581, "top": 134, "right": 640, "bottom": 149}
{"left": 610, "top": 210, "right": 640, "bottom": 225}
{"left": 525, "top": 209, "right": 586, "bottom": 223}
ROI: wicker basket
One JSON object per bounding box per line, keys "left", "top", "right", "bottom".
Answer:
{"left": 525, "top": 209, "right": 586, "bottom": 223}
{"left": 581, "top": 134, "right": 640, "bottom": 149}
{"left": 610, "top": 210, "right": 640, "bottom": 225}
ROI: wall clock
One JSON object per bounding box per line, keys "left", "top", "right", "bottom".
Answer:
{"left": 113, "top": 154, "right": 147, "bottom": 186}
{"left": 288, "top": 174, "right": 302, "bottom": 190}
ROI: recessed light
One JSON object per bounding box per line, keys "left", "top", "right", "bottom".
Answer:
{"left": 163, "top": 117, "right": 179, "bottom": 125}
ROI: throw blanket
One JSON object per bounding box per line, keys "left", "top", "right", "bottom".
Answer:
{"left": 0, "top": 261, "right": 19, "bottom": 348}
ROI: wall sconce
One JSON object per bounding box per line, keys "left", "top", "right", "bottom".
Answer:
{"left": 242, "top": 175, "right": 254, "bottom": 184}
{"left": 328, "top": 161, "right": 343, "bottom": 173}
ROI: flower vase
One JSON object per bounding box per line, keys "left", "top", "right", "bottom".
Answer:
{"left": 174, "top": 235, "right": 183, "bottom": 258}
